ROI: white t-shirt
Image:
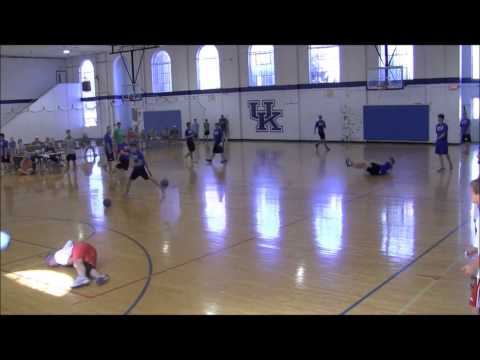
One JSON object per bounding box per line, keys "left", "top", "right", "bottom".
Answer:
{"left": 54, "top": 240, "right": 74, "bottom": 266}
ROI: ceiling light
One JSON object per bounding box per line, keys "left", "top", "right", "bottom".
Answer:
{"left": 63, "top": 49, "right": 70, "bottom": 54}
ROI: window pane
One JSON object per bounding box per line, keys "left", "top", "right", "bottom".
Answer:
{"left": 473, "top": 45, "right": 479, "bottom": 79}
{"left": 249, "top": 45, "right": 275, "bottom": 86}
{"left": 308, "top": 45, "right": 340, "bottom": 83}
{"left": 80, "top": 60, "right": 97, "bottom": 128}
{"left": 197, "top": 45, "right": 220, "bottom": 90}
{"left": 152, "top": 51, "right": 172, "bottom": 93}
{"left": 473, "top": 98, "right": 479, "bottom": 120}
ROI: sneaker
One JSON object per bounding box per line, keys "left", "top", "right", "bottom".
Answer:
{"left": 96, "top": 274, "right": 110, "bottom": 286}
{"left": 71, "top": 276, "right": 90, "bottom": 289}
{"left": 390, "top": 157, "right": 395, "bottom": 165}
{"left": 345, "top": 158, "right": 352, "bottom": 167}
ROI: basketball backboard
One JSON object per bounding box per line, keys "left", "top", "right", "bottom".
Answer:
{"left": 367, "top": 66, "right": 404, "bottom": 90}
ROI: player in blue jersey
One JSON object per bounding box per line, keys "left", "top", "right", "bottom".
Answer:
{"left": 435, "top": 113, "right": 453, "bottom": 172}
{"left": 184, "top": 122, "right": 196, "bottom": 163}
{"left": 125, "top": 143, "right": 166, "bottom": 196}
{"left": 346, "top": 157, "right": 395, "bottom": 176}
{"left": 206, "top": 123, "right": 227, "bottom": 164}
{"left": 460, "top": 107, "right": 471, "bottom": 155}
{"left": 314, "top": 115, "right": 330, "bottom": 152}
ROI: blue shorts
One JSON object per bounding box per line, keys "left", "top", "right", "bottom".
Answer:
{"left": 435, "top": 141, "right": 448, "bottom": 155}
{"left": 366, "top": 161, "right": 392, "bottom": 176}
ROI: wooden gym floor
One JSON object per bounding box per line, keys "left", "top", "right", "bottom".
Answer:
{"left": 1, "top": 141, "right": 478, "bottom": 315}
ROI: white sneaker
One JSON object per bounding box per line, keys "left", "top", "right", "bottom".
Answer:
{"left": 71, "top": 276, "right": 90, "bottom": 288}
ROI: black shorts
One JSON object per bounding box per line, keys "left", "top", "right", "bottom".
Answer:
{"left": 1, "top": 156, "right": 10, "bottom": 163}
{"left": 318, "top": 131, "right": 325, "bottom": 140}
{"left": 105, "top": 151, "right": 114, "bottom": 162}
{"left": 366, "top": 162, "right": 381, "bottom": 176}
{"left": 187, "top": 140, "right": 195, "bottom": 152}
{"left": 66, "top": 154, "right": 76, "bottom": 162}
{"left": 213, "top": 143, "right": 224, "bottom": 154}
{"left": 462, "top": 134, "right": 472, "bottom": 143}
{"left": 204, "top": 131, "right": 210, "bottom": 136}
{"left": 116, "top": 158, "right": 129, "bottom": 171}
{"left": 130, "top": 166, "right": 149, "bottom": 180}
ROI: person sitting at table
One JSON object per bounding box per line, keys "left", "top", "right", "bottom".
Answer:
{"left": 44, "top": 137, "right": 62, "bottom": 166}
{"left": 13, "top": 139, "right": 25, "bottom": 170}
{"left": 16, "top": 139, "right": 25, "bottom": 155}
{"left": 44, "top": 137, "right": 54, "bottom": 151}
{"left": 32, "top": 137, "right": 42, "bottom": 147}
{"left": 9, "top": 137, "right": 16, "bottom": 156}
{"left": 18, "top": 155, "right": 34, "bottom": 175}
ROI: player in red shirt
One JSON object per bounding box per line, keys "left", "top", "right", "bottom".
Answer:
{"left": 46, "top": 240, "right": 109, "bottom": 288}
{"left": 462, "top": 177, "right": 479, "bottom": 314}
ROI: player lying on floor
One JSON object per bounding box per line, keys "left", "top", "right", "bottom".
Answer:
{"left": 45, "top": 240, "right": 110, "bottom": 288}
{"left": 345, "top": 157, "right": 395, "bottom": 176}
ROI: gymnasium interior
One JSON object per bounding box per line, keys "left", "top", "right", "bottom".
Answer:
{"left": 0, "top": 44, "right": 479, "bottom": 315}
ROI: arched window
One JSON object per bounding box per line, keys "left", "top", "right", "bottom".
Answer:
{"left": 378, "top": 45, "right": 414, "bottom": 80}
{"left": 473, "top": 98, "right": 479, "bottom": 120}
{"left": 196, "top": 45, "right": 220, "bottom": 90}
{"left": 151, "top": 50, "right": 172, "bottom": 92}
{"left": 248, "top": 45, "right": 275, "bottom": 86}
{"left": 472, "top": 45, "right": 479, "bottom": 79}
{"left": 308, "top": 45, "right": 340, "bottom": 83}
{"left": 80, "top": 60, "right": 97, "bottom": 127}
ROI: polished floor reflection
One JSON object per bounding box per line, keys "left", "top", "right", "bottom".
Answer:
{"left": 1, "top": 141, "right": 478, "bottom": 314}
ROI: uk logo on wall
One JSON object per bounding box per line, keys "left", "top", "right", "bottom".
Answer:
{"left": 248, "top": 100, "right": 284, "bottom": 133}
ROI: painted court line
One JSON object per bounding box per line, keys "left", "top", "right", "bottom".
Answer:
{"left": 397, "top": 257, "right": 461, "bottom": 314}
{"left": 339, "top": 219, "right": 469, "bottom": 315}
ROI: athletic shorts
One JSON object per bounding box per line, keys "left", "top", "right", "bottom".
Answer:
{"left": 130, "top": 166, "right": 149, "bottom": 180}
{"left": 116, "top": 158, "right": 129, "bottom": 171}
{"left": 187, "top": 140, "right": 195, "bottom": 152}
{"left": 318, "top": 131, "right": 325, "bottom": 140}
{"left": 105, "top": 151, "right": 114, "bottom": 162}
{"left": 462, "top": 134, "right": 472, "bottom": 143}
{"left": 66, "top": 153, "right": 76, "bottom": 162}
{"left": 204, "top": 131, "right": 210, "bottom": 136}
{"left": 71, "top": 242, "right": 97, "bottom": 268}
{"left": 213, "top": 143, "right": 224, "bottom": 154}
{"left": 1, "top": 156, "right": 10, "bottom": 163}
{"left": 435, "top": 141, "right": 448, "bottom": 155}
{"left": 366, "top": 162, "right": 391, "bottom": 176}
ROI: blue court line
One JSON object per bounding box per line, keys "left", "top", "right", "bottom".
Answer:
{"left": 339, "top": 219, "right": 470, "bottom": 315}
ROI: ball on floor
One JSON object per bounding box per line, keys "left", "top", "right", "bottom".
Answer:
{"left": 103, "top": 198, "right": 112, "bottom": 208}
